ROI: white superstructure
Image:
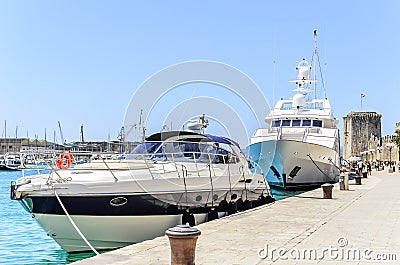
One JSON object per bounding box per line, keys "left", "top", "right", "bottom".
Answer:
{"left": 249, "top": 30, "right": 340, "bottom": 189}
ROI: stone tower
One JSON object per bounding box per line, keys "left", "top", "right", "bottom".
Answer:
{"left": 343, "top": 112, "right": 382, "bottom": 160}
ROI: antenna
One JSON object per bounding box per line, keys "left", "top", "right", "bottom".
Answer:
{"left": 313, "top": 29, "right": 317, "bottom": 102}
{"left": 139, "top": 109, "right": 146, "bottom": 141}
{"left": 273, "top": 60, "right": 276, "bottom": 104}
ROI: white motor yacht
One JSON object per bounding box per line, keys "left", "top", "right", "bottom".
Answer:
{"left": 249, "top": 30, "right": 340, "bottom": 189}
{"left": 11, "top": 130, "right": 273, "bottom": 253}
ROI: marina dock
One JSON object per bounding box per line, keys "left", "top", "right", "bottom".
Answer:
{"left": 74, "top": 170, "right": 400, "bottom": 264}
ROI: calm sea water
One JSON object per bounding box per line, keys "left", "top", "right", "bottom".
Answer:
{"left": 0, "top": 170, "right": 98, "bottom": 265}
{"left": 0, "top": 170, "right": 303, "bottom": 264}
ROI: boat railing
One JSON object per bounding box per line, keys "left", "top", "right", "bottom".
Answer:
{"left": 277, "top": 127, "right": 282, "bottom": 140}
{"left": 248, "top": 159, "right": 268, "bottom": 186}
{"left": 302, "top": 128, "right": 308, "bottom": 142}
{"left": 268, "top": 127, "right": 280, "bottom": 134}
{"left": 308, "top": 127, "right": 322, "bottom": 134}
{"left": 124, "top": 150, "right": 241, "bottom": 179}
{"left": 44, "top": 140, "right": 243, "bottom": 182}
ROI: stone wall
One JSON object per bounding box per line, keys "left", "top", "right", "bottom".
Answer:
{"left": 343, "top": 112, "right": 382, "bottom": 160}
{"left": 377, "top": 135, "right": 399, "bottom": 163}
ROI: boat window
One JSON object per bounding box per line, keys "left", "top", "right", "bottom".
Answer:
{"left": 272, "top": 120, "right": 281, "bottom": 127}
{"left": 197, "top": 143, "right": 237, "bottom": 164}
{"left": 312, "top": 120, "right": 323, "bottom": 127}
{"left": 282, "top": 120, "right": 291, "bottom": 126}
{"left": 181, "top": 142, "right": 201, "bottom": 158}
{"left": 131, "top": 142, "right": 162, "bottom": 155}
{"left": 282, "top": 103, "right": 292, "bottom": 110}
{"left": 306, "top": 102, "right": 324, "bottom": 110}
{"left": 302, "top": 120, "right": 311, "bottom": 126}
{"left": 292, "top": 120, "right": 301, "bottom": 126}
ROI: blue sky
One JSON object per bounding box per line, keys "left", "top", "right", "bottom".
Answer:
{"left": 0, "top": 1, "right": 399, "bottom": 144}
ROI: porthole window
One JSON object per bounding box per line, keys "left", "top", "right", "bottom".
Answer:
{"left": 110, "top": 197, "right": 128, "bottom": 207}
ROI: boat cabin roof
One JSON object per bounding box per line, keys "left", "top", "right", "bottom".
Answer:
{"left": 146, "top": 131, "right": 239, "bottom": 147}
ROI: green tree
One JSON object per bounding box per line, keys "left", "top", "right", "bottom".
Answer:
{"left": 392, "top": 129, "right": 400, "bottom": 162}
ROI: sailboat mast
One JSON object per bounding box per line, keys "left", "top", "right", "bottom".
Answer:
{"left": 313, "top": 29, "right": 317, "bottom": 102}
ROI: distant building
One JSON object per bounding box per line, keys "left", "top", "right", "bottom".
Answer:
{"left": 68, "top": 141, "right": 138, "bottom": 154}
{"left": 342, "top": 112, "right": 382, "bottom": 160}
{"left": 0, "top": 138, "right": 26, "bottom": 154}
{"left": 1, "top": 137, "right": 138, "bottom": 157}
{"left": 379, "top": 135, "right": 399, "bottom": 163}
{"left": 342, "top": 112, "right": 400, "bottom": 163}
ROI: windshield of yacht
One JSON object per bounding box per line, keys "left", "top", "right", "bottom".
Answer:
{"left": 131, "top": 142, "right": 162, "bottom": 155}
{"left": 163, "top": 141, "right": 238, "bottom": 164}
{"left": 129, "top": 140, "right": 238, "bottom": 164}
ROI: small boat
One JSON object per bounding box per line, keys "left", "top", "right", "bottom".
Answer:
{"left": 11, "top": 129, "right": 273, "bottom": 253}
{"left": 248, "top": 30, "right": 340, "bottom": 190}
{"left": 0, "top": 154, "right": 23, "bottom": 170}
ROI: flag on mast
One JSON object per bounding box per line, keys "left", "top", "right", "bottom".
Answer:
{"left": 360, "top": 93, "right": 366, "bottom": 109}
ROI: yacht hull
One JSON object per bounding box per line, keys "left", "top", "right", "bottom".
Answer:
{"left": 19, "top": 186, "right": 269, "bottom": 252}
{"left": 249, "top": 140, "right": 340, "bottom": 190}
{"left": 33, "top": 213, "right": 208, "bottom": 253}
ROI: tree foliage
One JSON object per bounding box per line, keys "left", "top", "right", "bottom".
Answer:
{"left": 392, "top": 130, "right": 400, "bottom": 146}
{"left": 392, "top": 129, "right": 400, "bottom": 161}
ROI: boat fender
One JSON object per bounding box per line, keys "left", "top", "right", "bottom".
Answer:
{"left": 258, "top": 195, "right": 268, "bottom": 205}
{"left": 242, "top": 200, "right": 252, "bottom": 211}
{"left": 217, "top": 200, "right": 228, "bottom": 212}
{"left": 56, "top": 153, "right": 74, "bottom": 169}
{"left": 266, "top": 195, "right": 276, "bottom": 203}
{"left": 182, "top": 211, "right": 195, "bottom": 227}
{"left": 207, "top": 208, "right": 218, "bottom": 221}
{"left": 227, "top": 201, "right": 237, "bottom": 215}
{"left": 253, "top": 197, "right": 261, "bottom": 207}
{"left": 236, "top": 198, "right": 243, "bottom": 210}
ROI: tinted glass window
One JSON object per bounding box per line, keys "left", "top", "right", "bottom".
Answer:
{"left": 302, "top": 120, "right": 311, "bottom": 126}
{"left": 313, "top": 120, "right": 323, "bottom": 127}
{"left": 273, "top": 120, "right": 281, "bottom": 127}
{"left": 282, "top": 120, "right": 291, "bottom": 126}
{"left": 292, "top": 120, "right": 301, "bottom": 126}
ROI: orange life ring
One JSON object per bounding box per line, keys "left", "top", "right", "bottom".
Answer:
{"left": 56, "top": 153, "right": 74, "bottom": 169}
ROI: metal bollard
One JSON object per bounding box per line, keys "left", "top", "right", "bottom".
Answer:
{"left": 165, "top": 224, "right": 201, "bottom": 265}
{"left": 321, "top": 183, "right": 334, "bottom": 199}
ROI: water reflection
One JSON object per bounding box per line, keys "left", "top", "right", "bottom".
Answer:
{"left": 270, "top": 187, "right": 307, "bottom": 201}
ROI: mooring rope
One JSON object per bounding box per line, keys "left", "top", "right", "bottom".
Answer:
{"left": 307, "top": 154, "right": 335, "bottom": 182}
{"left": 53, "top": 189, "right": 99, "bottom": 255}
{"left": 328, "top": 157, "right": 342, "bottom": 171}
